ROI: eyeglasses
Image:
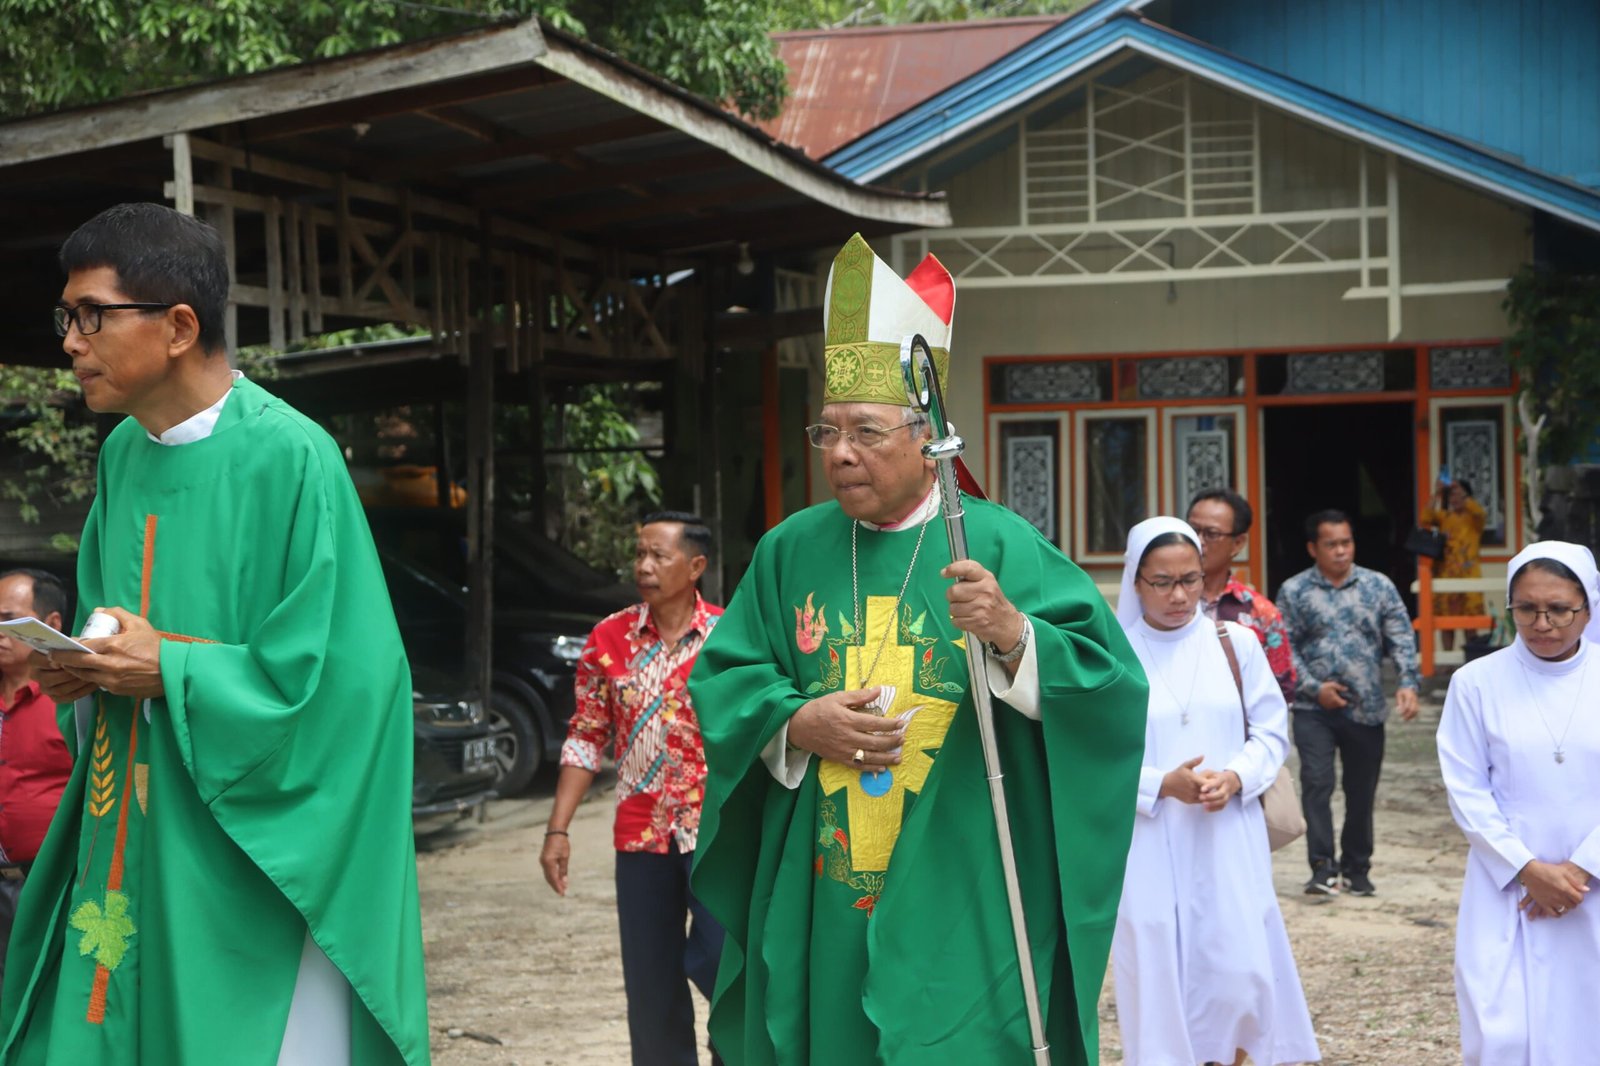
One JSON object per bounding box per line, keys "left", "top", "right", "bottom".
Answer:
{"left": 53, "top": 302, "right": 175, "bottom": 337}
{"left": 1137, "top": 572, "right": 1205, "bottom": 594}
{"left": 1190, "top": 525, "right": 1240, "bottom": 542}
{"left": 1509, "top": 603, "right": 1588, "bottom": 629}
{"left": 804, "top": 420, "right": 921, "bottom": 450}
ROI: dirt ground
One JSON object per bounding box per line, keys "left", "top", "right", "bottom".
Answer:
{"left": 417, "top": 683, "right": 1466, "bottom": 1066}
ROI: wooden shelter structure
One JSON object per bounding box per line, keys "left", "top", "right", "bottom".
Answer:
{"left": 0, "top": 17, "right": 949, "bottom": 696}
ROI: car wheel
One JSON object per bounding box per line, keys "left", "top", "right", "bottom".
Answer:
{"left": 487, "top": 695, "right": 542, "bottom": 796}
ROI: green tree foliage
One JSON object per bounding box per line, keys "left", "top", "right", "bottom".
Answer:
{"left": 0, "top": 0, "right": 789, "bottom": 120}
{"left": 1503, "top": 266, "right": 1600, "bottom": 465}
{"left": 534, "top": 387, "right": 662, "bottom": 579}
{"left": 772, "top": 0, "right": 1092, "bottom": 30}
{"left": 0, "top": 366, "right": 98, "bottom": 549}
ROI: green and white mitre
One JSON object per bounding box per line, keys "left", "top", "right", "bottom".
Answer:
{"left": 823, "top": 233, "right": 956, "bottom": 406}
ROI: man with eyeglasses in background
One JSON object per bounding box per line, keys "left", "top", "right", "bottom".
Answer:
{"left": 3, "top": 202, "right": 429, "bottom": 1065}
{"left": 687, "top": 234, "right": 1147, "bottom": 1065}
{"left": 1278, "top": 508, "right": 1419, "bottom": 899}
{"left": 1186, "top": 489, "right": 1296, "bottom": 706}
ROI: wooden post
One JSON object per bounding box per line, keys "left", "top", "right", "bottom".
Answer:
{"left": 168, "top": 133, "right": 195, "bottom": 216}
{"left": 762, "top": 342, "right": 783, "bottom": 530}
{"left": 1417, "top": 555, "right": 1436, "bottom": 678}
{"left": 464, "top": 217, "right": 496, "bottom": 714}
{"left": 264, "top": 198, "right": 286, "bottom": 350}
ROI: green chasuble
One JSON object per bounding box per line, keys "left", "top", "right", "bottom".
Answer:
{"left": 0, "top": 377, "right": 429, "bottom": 1065}
{"left": 689, "top": 497, "right": 1148, "bottom": 1066}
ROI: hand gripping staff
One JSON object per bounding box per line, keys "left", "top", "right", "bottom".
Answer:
{"left": 900, "top": 334, "right": 1050, "bottom": 1066}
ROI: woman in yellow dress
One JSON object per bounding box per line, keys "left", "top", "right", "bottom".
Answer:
{"left": 1421, "top": 477, "right": 1488, "bottom": 651}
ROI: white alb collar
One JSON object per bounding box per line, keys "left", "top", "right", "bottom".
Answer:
{"left": 859, "top": 482, "right": 940, "bottom": 533}
{"left": 147, "top": 370, "right": 245, "bottom": 446}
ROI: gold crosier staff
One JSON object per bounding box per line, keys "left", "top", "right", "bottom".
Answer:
{"left": 900, "top": 334, "right": 1050, "bottom": 1066}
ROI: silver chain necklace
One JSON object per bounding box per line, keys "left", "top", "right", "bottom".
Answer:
{"left": 1136, "top": 630, "right": 1204, "bottom": 726}
{"left": 851, "top": 512, "right": 933, "bottom": 694}
{"left": 1516, "top": 652, "right": 1590, "bottom": 764}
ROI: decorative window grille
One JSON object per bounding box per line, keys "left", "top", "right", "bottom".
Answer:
{"left": 1285, "top": 350, "right": 1385, "bottom": 393}
{"left": 1004, "top": 436, "right": 1056, "bottom": 541}
{"left": 1002, "top": 362, "right": 1102, "bottom": 403}
{"left": 1430, "top": 345, "right": 1510, "bottom": 390}
{"left": 1446, "top": 420, "right": 1503, "bottom": 535}
{"left": 1137, "top": 356, "right": 1230, "bottom": 399}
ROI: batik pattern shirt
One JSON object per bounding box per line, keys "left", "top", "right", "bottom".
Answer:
{"left": 563, "top": 595, "right": 723, "bottom": 853}
{"left": 1277, "top": 565, "right": 1420, "bottom": 725}
{"left": 1201, "top": 577, "right": 1297, "bottom": 705}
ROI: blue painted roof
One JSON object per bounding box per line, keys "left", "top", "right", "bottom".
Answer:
{"left": 1162, "top": 0, "right": 1600, "bottom": 187}
{"left": 825, "top": 14, "right": 1600, "bottom": 233}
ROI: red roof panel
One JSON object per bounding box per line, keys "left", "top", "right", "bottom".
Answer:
{"left": 763, "top": 17, "right": 1067, "bottom": 160}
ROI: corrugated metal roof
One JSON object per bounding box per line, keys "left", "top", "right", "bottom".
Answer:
{"left": 826, "top": 14, "right": 1600, "bottom": 233}
{"left": 760, "top": 17, "right": 1067, "bottom": 160}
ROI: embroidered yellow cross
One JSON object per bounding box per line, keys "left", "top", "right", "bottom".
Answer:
{"left": 818, "top": 594, "right": 958, "bottom": 872}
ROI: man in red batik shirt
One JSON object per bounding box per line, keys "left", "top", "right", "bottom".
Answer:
{"left": 1188, "top": 489, "right": 1298, "bottom": 705}
{"left": 539, "top": 512, "right": 724, "bottom": 1066}
{"left": 0, "top": 569, "right": 75, "bottom": 982}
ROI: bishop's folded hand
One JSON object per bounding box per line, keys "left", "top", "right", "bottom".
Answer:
{"left": 788, "top": 687, "right": 906, "bottom": 768}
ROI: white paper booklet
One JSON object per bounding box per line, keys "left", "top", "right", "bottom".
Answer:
{"left": 0, "top": 616, "right": 93, "bottom": 655}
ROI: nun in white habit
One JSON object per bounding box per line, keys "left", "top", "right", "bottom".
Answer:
{"left": 1111, "top": 516, "right": 1320, "bottom": 1066}
{"left": 1438, "top": 540, "right": 1600, "bottom": 1066}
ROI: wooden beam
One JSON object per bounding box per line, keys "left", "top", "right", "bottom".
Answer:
{"left": 559, "top": 179, "right": 774, "bottom": 231}
{"left": 715, "top": 306, "right": 823, "bottom": 346}
{"left": 0, "top": 21, "right": 548, "bottom": 168}
{"left": 419, "top": 106, "right": 504, "bottom": 143}
{"left": 474, "top": 149, "right": 734, "bottom": 207}
{"left": 532, "top": 32, "right": 951, "bottom": 232}
{"left": 384, "top": 116, "right": 660, "bottom": 180}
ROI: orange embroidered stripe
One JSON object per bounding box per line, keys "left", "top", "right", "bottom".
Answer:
{"left": 157, "top": 631, "right": 218, "bottom": 644}
{"left": 87, "top": 708, "right": 139, "bottom": 1026}
{"left": 87, "top": 966, "right": 110, "bottom": 1025}
{"left": 106, "top": 712, "right": 138, "bottom": 893}
{"left": 138, "top": 514, "right": 157, "bottom": 618}
{"left": 87, "top": 517, "right": 159, "bottom": 1025}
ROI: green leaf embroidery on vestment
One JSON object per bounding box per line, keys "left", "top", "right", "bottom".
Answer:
{"left": 909, "top": 610, "right": 926, "bottom": 636}
{"left": 71, "top": 891, "right": 136, "bottom": 971}
{"left": 806, "top": 682, "right": 826, "bottom": 693}
{"left": 837, "top": 611, "right": 855, "bottom": 639}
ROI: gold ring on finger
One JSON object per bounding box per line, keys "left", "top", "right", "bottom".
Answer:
{"left": 852, "top": 748, "right": 865, "bottom": 764}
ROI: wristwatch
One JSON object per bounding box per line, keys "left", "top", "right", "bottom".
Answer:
{"left": 985, "top": 616, "right": 1031, "bottom": 664}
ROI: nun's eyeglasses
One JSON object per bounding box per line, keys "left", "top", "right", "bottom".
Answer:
{"left": 1509, "top": 603, "right": 1587, "bottom": 628}
{"left": 1137, "top": 572, "right": 1205, "bottom": 593}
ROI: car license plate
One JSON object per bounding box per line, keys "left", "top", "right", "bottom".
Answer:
{"left": 462, "top": 738, "right": 496, "bottom": 774}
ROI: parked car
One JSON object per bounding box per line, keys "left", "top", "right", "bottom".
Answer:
{"left": 411, "top": 665, "right": 497, "bottom": 822}
{"left": 372, "top": 509, "right": 631, "bottom": 795}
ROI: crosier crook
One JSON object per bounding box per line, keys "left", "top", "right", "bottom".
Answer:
{"left": 900, "top": 335, "right": 1050, "bottom": 1066}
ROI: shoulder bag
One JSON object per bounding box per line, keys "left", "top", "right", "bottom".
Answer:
{"left": 1216, "top": 622, "right": 1306, "bottom": 852}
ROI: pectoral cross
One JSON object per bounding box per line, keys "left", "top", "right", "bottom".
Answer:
{"left": 818, "top": 595, "right": 958, "bottom": 872}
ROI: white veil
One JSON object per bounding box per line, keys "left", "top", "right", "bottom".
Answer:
{"left": 1505, "top": 540, "right": 1600, "bottom": 645}
{"left": 1116, "top": 516, "right": 1203, "bottom": 629}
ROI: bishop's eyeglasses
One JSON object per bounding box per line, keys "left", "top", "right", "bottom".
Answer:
{"left": 53, "top": 301, "right": 175, "bottom": 337}
{"left": 804, "top": 420, "right": 922, "bottom": 450}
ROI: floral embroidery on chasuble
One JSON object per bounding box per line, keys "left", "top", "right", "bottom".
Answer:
{"left": 805, "top": 593, "right": 962, "bottom": 916}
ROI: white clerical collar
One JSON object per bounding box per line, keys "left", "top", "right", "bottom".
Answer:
{"left": 147, "top": 370, "right": 245, "bottom": 446}
{"left": 860, "top": 482, "right": 940, "bottom": 533}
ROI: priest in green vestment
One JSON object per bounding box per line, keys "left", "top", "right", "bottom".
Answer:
{"left": 1, "top": 203, "right": 429, "bottom": 1064}
{"left": 689, "top": 234, "right": 1149, "bottom": 1065}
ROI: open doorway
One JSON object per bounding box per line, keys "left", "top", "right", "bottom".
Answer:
{"left": 1262, "top": 402, "right": 1417, "bottom": 609}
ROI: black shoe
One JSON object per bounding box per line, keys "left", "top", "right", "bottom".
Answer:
{"left": 1343, "top": 872, "right": 1376, "bottom": 896}
{"left": 1304, "top": 866, "right": 1340, "bottom": 896}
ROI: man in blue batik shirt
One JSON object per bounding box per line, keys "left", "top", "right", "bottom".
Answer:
{"left": 1278, "top": 509, "right": 1419, "bottom": 899}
